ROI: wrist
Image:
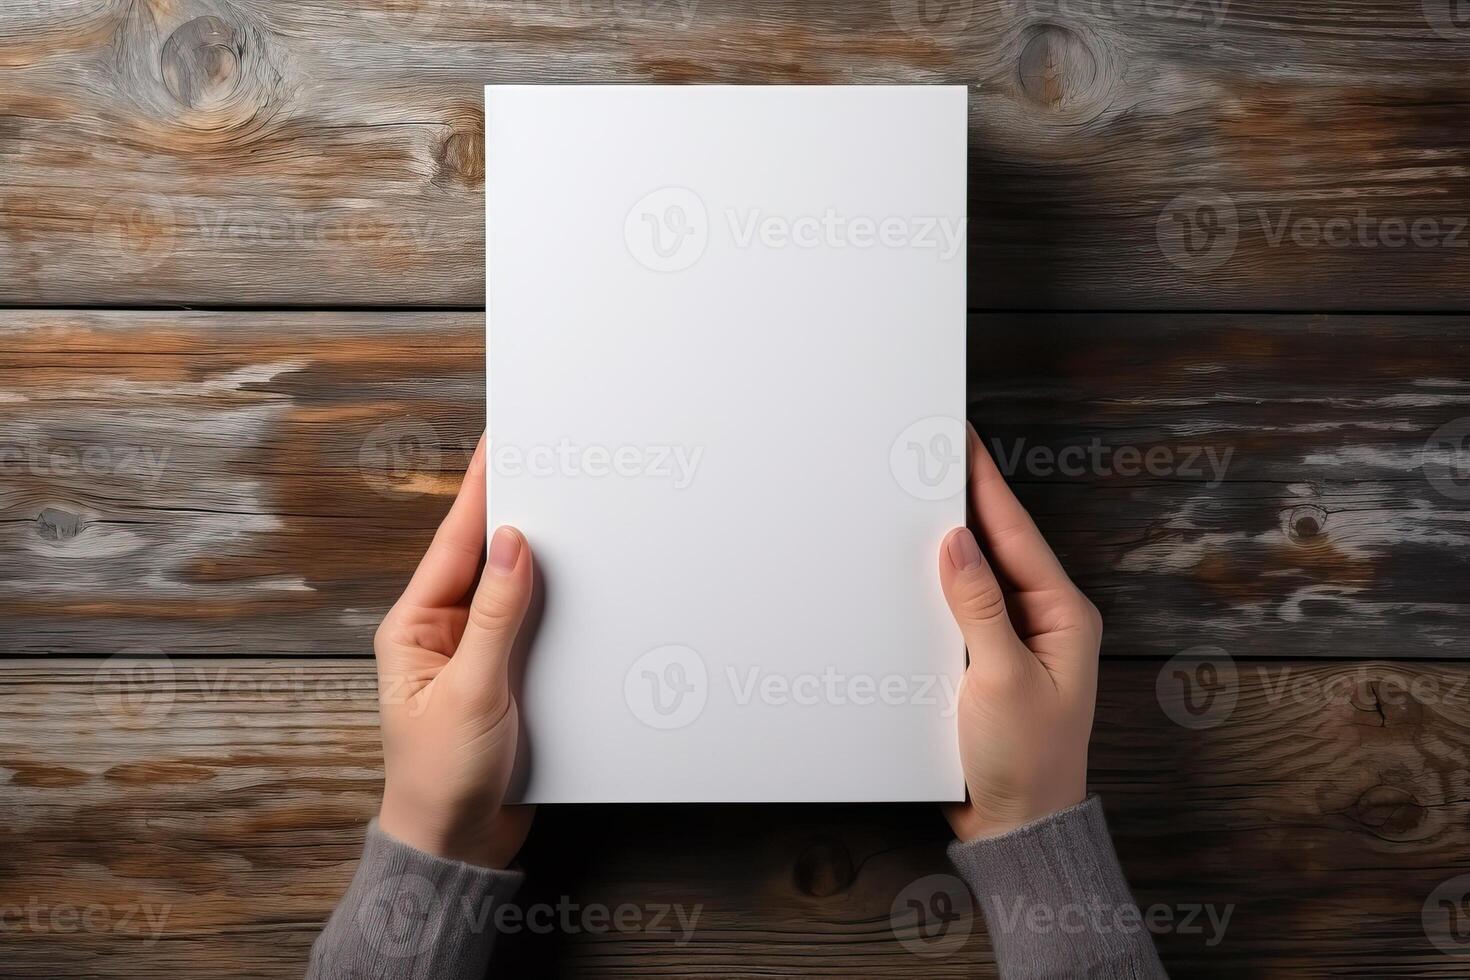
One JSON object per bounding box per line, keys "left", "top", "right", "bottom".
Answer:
{"left": 947, "top": 791, "right": 1087, "bottom": 843}
{"left": 378, "top": 790, "right": 502, "bottom": 869}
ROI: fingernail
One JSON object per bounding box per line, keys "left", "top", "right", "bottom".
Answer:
{"left": 488, "top": 526, "right": 521, "bottom": 575}
{"left": 948, "top": 528, "right": 982, "bottom": 572}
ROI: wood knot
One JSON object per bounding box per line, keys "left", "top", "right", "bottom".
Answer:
{"left": 161, "top": 16, "right": 242, "bottom": 110}
{"left": 434, "top": 124, "right": 485, "bottom": 189}
{"left": 1017, "top": 24, "right": 1100, "bottom": 111}
{"left": 1344, "top": 784, "right": 1426, "bottom": 838}
{"left": 36, "top": 507, "right": 83, "bottom": 542}
{"left": 793, "top": 837, "right": 855, "bottom": 897}
{"left": 1283, "top": 504, "right": 1328, "bottom": 542}
{"left": 113, "top": 2, "right": 284, "bottom": 140}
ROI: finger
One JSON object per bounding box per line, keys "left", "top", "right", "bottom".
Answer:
{"left": 401, "top": 436, "right": 488, "bottom": 607}
{"left": 967, "top": 423, "right": 1075, "bottom": 594}
{"left": 939, "top": 527, "right": 1031, "bottom": 673}
{"left": 452, "top": 525, "right": 534, "bottom": 686}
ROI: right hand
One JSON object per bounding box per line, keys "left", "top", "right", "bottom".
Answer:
{"left": 938, "top": 424, "right": 1102, "bottom": 841}
{"left": 374, "top": 437, "right": 537, "bottom": 869}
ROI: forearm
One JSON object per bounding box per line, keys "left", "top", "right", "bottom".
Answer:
{"left": 949, "top": 796, "right": 1167, "bottom": 980}
{"left": 308, "top": 820, "right": 525, "bottom": 980}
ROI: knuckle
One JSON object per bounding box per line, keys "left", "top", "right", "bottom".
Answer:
{"left": 1075, "top": 593, "right": 1103, "bottom": 635}
{"left": 372, "top": 612, "right": 400, "bottom": 657}
{"left": 958, "top": 583, "right": 1010, "bottom": 626}
{"left": 468, "top": 587, "right": 521, "bottom": 636}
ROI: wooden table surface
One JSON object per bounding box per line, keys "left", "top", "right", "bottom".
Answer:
{"left": 4, "top": 2, "right": 1470, "bottom": 977}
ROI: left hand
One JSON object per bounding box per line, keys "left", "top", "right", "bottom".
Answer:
{"left": 374, "top": 437, "right": 536, "bottom": 868}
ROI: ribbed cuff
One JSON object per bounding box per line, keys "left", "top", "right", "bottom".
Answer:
{"left": 948, "top": 796, "right": 1167, "bottom": 979}
{"left": 307, "top": 820, "right": 525, "bottom": 980}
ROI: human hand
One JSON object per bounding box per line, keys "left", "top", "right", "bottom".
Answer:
{"left": 374, "top": 437, "right": 536, "bottom": 868}
{"left": 939, "top": 424, "right": 1100, "bottom": 841}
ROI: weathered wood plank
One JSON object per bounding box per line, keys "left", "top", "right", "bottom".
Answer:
{"left": 3, "top": 1, "right": 1470, "bottom": 307}
{"left": 972, "top": 313, "right": 1470, "bottom": 659}
{"left": 2, "top": 658, "right": 1468, "bottom": 977}
{"left": 3, "top": 310, "right": 1468, "bottom": 658}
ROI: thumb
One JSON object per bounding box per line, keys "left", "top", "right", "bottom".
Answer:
{"left": 454, "top": 525, "right": 534, "bottom": 686}
{"left": 939, "top": 527, "right": 1027, "bottom": 667}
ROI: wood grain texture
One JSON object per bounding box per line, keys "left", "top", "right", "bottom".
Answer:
{"left": 2, "top": 657, "right": 1468, "bottom": 977}
{"left": 3, "top": 0, "right": 1470, "bottom": 307}
{"left": 3, "top": 310, "right": 1469, "bottom": 658}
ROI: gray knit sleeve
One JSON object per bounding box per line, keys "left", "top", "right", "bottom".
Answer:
{"left": 948, "top": 796, "right": 1168, "bottom": 979}
{"left": 307, "top": 821, "right": 525, "bottom": 980}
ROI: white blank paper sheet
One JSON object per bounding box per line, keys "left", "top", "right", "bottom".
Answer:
{"left": 486, "top": 84, "right": 967, "bottom": 803}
